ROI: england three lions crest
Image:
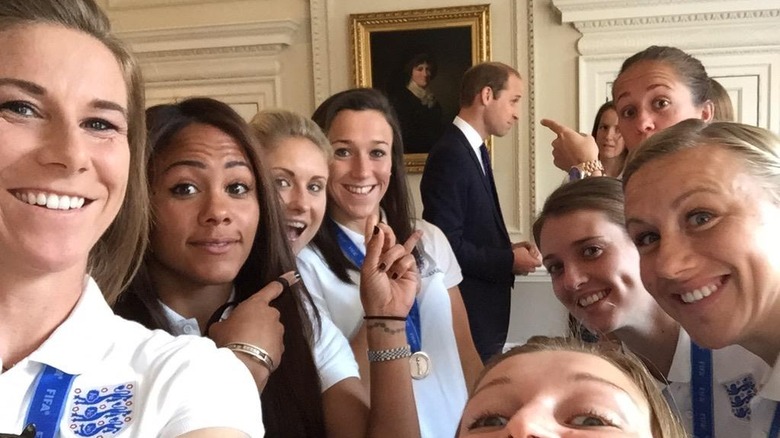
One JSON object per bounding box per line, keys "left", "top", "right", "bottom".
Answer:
{"left": 723, "top": 374, "right": 757, "bottom": 421}
{"left": 67, "top": 382, "right": 135, "bottom": 437}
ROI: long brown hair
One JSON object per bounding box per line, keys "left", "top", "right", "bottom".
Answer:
{"left": 0, "top": 0, "right": 149, "bottom": 301}
{"left": 310, "top": 88, "right": 419, "bottom": 283}
{"left": 114, "top": 97, "right": 325, "bottom": 437}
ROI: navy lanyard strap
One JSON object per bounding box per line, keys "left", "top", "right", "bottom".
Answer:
{"left": 24, "top": 365, "right": 76, "bottom": 438}
{"left": 333, "top": 222, "right": 422, "bottom": 352}
{"left": 691, "top": 342, "right": 714, "bottom": 438}
{"left": 769, "top": 402, "right": 780, "bottom": 438}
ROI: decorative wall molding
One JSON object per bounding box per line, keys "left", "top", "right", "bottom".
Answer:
{"left": 118, "top": 20, "right": 298, "bottom": 110}
{"left": 118, "top": 21, "right": 298, "bottom": 57}
{"left": 525, "top": 0, "right": 537, "bottom": 223}
{"left": 552, "top": 0, "right": 780, "bottom": 56}
{"left": 310, "top": 0, "right": 330, "bottom": 107}
{"left": 552, "top": 0, "right": 774, "bottom": 23}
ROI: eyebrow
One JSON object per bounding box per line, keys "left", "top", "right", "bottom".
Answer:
{"left": 164, "top": 159, "right": 251, "bottom": 173}
{"left": 615, "top": 83, "right": 671, "bottom": 104}
{"left": 272, "top": 166, "right": 327, "bottom": 179}
{"left": 471, "top": 376, "right": 511, "bottom": 398}
{"left": 625, "top": 186, "right": 720, "bottom": 228}
{"left": 331, "top": 139, "right": 390, "bottom": 147}
{"left": 541, "top": 235, "right": 601, "bottom": 264}
{"left": 0, "top": 77, "right": 128, "bottom": 120}
{"left": 571, "top": 372, "right": 640, "bottom": 406}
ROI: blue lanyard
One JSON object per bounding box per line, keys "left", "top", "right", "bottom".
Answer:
{"left": 24, "top": 365, "right": 76, "bottom": 438}
{"left": 769, "top": 402, "right": 780, "bottom": 438}
{"left": 333, "top": 222, "right": 422, "bottom": 353}
{"left": 691, "top": 342, "right": 714, "bottom": 438}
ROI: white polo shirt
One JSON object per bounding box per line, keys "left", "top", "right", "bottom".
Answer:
{"left": 749, "top": 352, "right": 780, "bottom": 437}
{"left": 162, "top": 296, "right": 359, "bottom": 392}
{"left": 298, "top": 218, "right": 468, "bottom": 438}
{"left": 0, "top": 277, "right": 264, "bottom": 438}
{"left": 665, "top": 329, "right": 769, "bottom": 437}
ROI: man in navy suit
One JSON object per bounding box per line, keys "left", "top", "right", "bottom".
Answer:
{"left": 420, "top": 62, "right": 541, "bottom": 363}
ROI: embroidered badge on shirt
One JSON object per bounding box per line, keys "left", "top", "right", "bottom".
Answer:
{"left": 723, "top": 374, "right": 757, "bottom": 421}
{"left": 67, "top": 382, "right": 135, "bottom": 437}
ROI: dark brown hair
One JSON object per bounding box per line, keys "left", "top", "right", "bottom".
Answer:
{"left": 617, "top": 46, "right": 710, "bottom": 107}
{"left": 709, "top": 78, "right": 735, "bottom": 122}
{"left": 0, "top": 0, "right": 149, "bottom": 301}
{"left": 113, "top": 97, "right": 325, "bottom": 437}
{"left": 533, "top": 177, "right": 625, "bottom": 249}
{"left": 459, "top": 61, "right": 521, "bottom": 107}
{"left": 310, "top": 88, "right": 418, "bottom": 283}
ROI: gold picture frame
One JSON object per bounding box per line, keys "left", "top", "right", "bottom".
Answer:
{"left": 350, "top": 5, "right": 491, "bottom": 173}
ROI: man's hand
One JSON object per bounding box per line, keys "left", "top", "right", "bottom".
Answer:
{"left": 511, "top": 241, "right": 542, "bottom": 275}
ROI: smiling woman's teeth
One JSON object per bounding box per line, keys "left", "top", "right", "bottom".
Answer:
{"left": 345, "top": 185, "right": 372, "bottom": 195}
{"left": 579, "top": 291, "right": 607, "bottom": 308}
{"left": 680, "top": 284, "right": 716, "bottom": 303}
{"left": 16, "top": 192, "right": 85, "bottom": 210}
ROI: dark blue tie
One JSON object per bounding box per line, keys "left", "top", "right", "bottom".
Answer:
{"left": 479, "top": 143, "right": 494, "bottom": 183}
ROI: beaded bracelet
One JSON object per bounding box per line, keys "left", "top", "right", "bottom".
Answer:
{"left": 225, "top": 342, "right": 276, "bottom": 372}
{"left": 367, "top": 345, "right": 412, "bottom": 362}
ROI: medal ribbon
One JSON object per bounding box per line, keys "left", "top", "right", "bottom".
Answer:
{"left": 24, "top": 365, "right": 76, "bottom": 438}
{"left": 333, "top": 221, "right": 422, "bottom": 353}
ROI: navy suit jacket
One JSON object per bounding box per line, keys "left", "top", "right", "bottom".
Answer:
{"left": 420, "top": 123, "right": 514, "bottom": 358}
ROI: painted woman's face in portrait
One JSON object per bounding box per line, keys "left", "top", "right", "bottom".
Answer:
{"left": 411, "top": 62, "right": 433, "bottom": 88}
{"left": 624, "top": 145, "right": 780, "bottom": 351}
{"left": 458, "top": 350, "right": 653, "bottom": 437}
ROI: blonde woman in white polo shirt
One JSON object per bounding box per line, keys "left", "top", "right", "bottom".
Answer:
{"left": 534, "top": 177, "right": 768, "bottom": 437}
{"left": 623, "top": 120, "right": 780, "bottom": 437}
{"left": 0, "top": 1, "right": 262, "bottom": 437}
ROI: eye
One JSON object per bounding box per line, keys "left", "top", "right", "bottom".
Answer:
{"left": 619, "top": 106, "right": 635, "bottom": 119}
{"left": 307, "top": 182, "right": 324, "bottom": 193}
{"left": 582, "top": 245, "right": 603, "bottom": 258}
{"left": 686, "top": 210, "right": 714, "bottom": 227}
{"left": 633, "top": 231, "right": 659, "bottom": 248}
{"left": 82, "top": 118, "right": 118, "bottom": 132}
{"left": 370, "top": 148, "right": 388, "bottom": 158}
{"left": 545, "top": 262, "right": 563, "bottom": 276}
{"left": 569, "top": 411, "right": 617, "bottom": 427}
{"left": 0, "top": 100, "right": 38, "bottom": 117}
{"left": 170, "top": 183, "right": 198, "bottom": 197}
{"left": 468, "top": 414, "right": 508, "bottom": 430}
{"left": 333, "top": 148, "right": 350, "bottom": 158}
{"left": 652, "top": 98, "right": 671, "bottom": 110}
{"left": 274, "top": 177, "right": 291, "bottom": 189}
{"left": 226, "top": 182, "right": 250, "bottom": 196}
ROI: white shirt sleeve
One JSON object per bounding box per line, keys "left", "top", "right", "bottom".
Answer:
{"left": 312, "top": 314, "right": 360, "bottom": 392}
{"left": 154, "top": 342, "right": 265, "bottom": 438}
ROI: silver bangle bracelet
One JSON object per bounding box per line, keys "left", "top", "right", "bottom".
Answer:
{"left": 225, "top": 342, "right": 276, "bottom": 372}
{"left": 367, "top": 345, "right": 412, "bottom": 362}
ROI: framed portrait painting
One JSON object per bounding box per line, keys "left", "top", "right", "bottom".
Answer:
{"left": 350, "top": 5, "right": 491, "bottom": 173}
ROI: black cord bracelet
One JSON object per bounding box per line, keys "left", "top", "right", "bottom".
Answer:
{"left": 363, "top": 315, "right": 407, "bottom": 321}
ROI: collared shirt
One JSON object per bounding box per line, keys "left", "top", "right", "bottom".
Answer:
{"left": 749, "top": 352, "right": 780, "bottom": 437}
{"left": 0, "top": 276, "right": 264, "bottom": 437}
{"left": 453, "top": 116, "right": 487, "bottom": 175}
{"left": 161, "top": 289, "right": 359, "bottom": 392}
{"left": 665, "top": 329, "right": 769, "bottom": 437}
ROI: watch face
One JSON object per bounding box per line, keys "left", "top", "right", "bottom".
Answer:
{"left": 568, "top": 167, "right": 584, "bottom": 181}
